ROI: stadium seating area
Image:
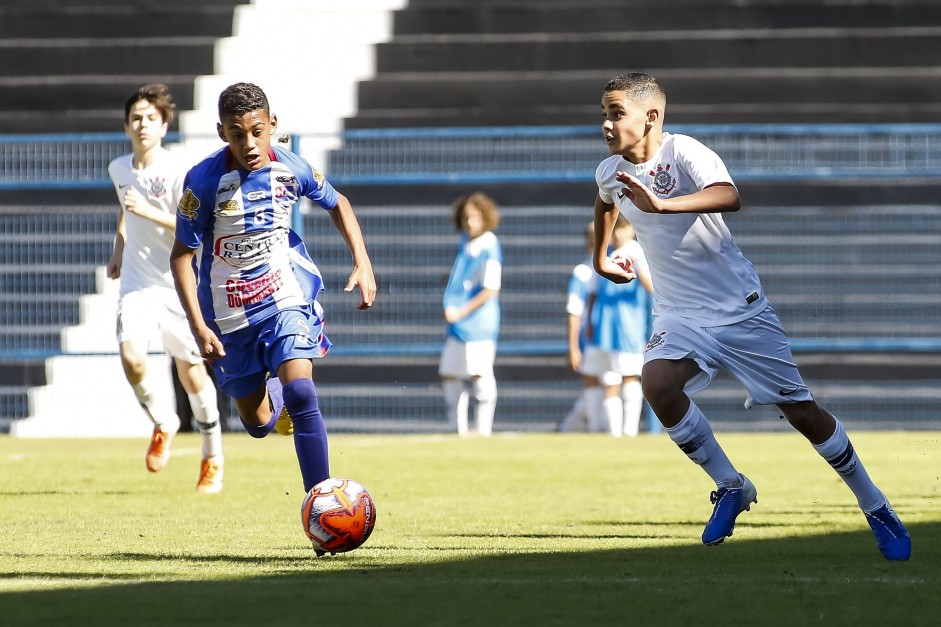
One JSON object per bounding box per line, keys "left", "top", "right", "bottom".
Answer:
{"left": 2, "top": 0, "right": 941, "bottom": 434}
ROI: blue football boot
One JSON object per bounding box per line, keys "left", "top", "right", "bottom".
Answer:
{"left": 702, "top": 474, "right": 758, "bottom": 546}
{"left": 865, "top": 502, "right": 911, "bottom": 561}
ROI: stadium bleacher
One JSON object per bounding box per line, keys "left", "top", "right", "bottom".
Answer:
{"left": 2, "top": 0, "right": 940, "bottom": 434}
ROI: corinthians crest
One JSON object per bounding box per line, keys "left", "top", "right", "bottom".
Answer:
{"left": 649, "top": 163, "right": 677, "bottom": 196}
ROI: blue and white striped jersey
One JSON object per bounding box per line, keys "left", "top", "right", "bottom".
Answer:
{"left": 175, "top": 145, "right": 336, "bottom": 334}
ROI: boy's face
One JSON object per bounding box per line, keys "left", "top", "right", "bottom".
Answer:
{"left": 125, "top": 99, "right": 167, "bottom": 152}
{"left": 601, "top": 90, "right": 653, "bottom": 156}
{"left": 461, "top": 203, "right": 486, "bottom": 238}
{"left": 217, "top": 109, "right": 277, "bottom": 171}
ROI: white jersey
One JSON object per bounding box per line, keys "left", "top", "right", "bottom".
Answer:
{"left": 108, "top": 148, "right": 186, "bottom": 296}
{"left": 596, "top": 132, "right": 767, "bottom": 326}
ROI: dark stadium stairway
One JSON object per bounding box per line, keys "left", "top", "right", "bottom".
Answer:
{"left": 0, "top": 0, "right": 247, "bottom": 134}
{"left": 348, "top": 0, "right": 941, "bottom": 129}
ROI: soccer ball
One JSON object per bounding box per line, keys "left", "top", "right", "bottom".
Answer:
{"left": 301, "top": 477, "right": 376, "bottom": 554}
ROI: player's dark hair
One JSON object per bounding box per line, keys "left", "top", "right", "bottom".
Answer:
{"left": 218, "top": 82, "right": 270, "bottom": 119}
{"left": 452, "top": 192, "right": 501, "bottom": 232}
{"left": 604, "top": 72, "right": 666, "bottom": 107}
{"left": 124, "top": 83, "right": 175, "bottom": 125}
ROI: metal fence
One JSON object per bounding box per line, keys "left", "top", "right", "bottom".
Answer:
{"left": 3, "top": 124, "right": 941, "bottom": 189}
{"left": 2, "top": 125, "right": 940, "bottom": 432}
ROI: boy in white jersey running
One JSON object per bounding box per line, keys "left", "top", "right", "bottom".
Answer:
{"left": 107, "top": 84, "right": 224, "bottom": 493}
{"left": 592, "top": 72, "right": 910, "bottom": 560}
{"left": 170, "top": 83, "right": 376, "bottom": 522}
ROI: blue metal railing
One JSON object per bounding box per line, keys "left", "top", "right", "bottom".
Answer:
{"left": 2, "top": 124, "right": 940, "bottom": 189}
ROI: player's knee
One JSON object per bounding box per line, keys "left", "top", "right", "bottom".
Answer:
{"left": 472, "top": 376, "right": 497, "bottom": 403}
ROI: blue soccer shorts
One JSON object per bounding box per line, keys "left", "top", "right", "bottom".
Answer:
{"left": 211, "top": 305, "right": 332, "bottom": 399}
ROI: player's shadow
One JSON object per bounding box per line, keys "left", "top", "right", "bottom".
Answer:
{"left": 1, "top": 522, "right": 938, "bottom": 627}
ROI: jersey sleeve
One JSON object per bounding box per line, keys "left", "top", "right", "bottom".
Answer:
{"left": 174, "top": 168, "right": 212, "bottom": 250}
{"left": 481, "top": 236, "right": 502, "bottom": 290}
{"left": 673, "top": 134, "right": 735, "bottom": 190}
{"left": 596, "top": 161, "right": 615, "bottom": 204}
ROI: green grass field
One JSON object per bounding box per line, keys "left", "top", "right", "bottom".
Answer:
{"left": 0, "top": 431, "right": 938, "bottom": 626}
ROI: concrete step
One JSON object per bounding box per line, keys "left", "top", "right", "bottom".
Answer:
{"left": 0, "top": 75, "right": 195, "bottom": 116}
{"left": 0, "top": 5, "right": 240, "bottom": 39}
{"left": 393, "top": 1, "right": 941, "bottom": 34}
{"left": 0, "top": 39, "right": 216, "bottom": 77}
{"left": 376, "top": 29, "right": 941, "bottom": 73}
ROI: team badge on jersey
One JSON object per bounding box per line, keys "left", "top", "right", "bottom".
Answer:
{"left": 313, "top": 169, "right": 325, "bottom": 190}
{"left": 217, "top": 199, "right": 240, "bottom": 216}
{"left": 148, "top": 177, "right": 167, "bottom": 200}
{"left": 649, "top": 163, "right": 677, "bottom": 196}
{"left": 178, "top": 188, "right": 200, "bottom": 219}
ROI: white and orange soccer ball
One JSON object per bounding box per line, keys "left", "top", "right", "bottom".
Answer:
{"left": 301, "top": 477, "right": 376, "bottom": 555}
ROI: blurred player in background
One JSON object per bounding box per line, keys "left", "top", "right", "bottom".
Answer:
{"left": 440, "top": 192, "right": 502, "bottom": 437}
{"left": 557, "top": 221, "right": 596, "bottom": 432}
{"left": 107, "top": 84, "right": 224, "bottom": 494}
{"left": 593, "top": 72, "right": 910, "bottom": 559}
{"left": 582, "top": 216, "right": 653, "bottom": 436}
{"left": 170, "top": 83, "right": 376, "bottom": 505}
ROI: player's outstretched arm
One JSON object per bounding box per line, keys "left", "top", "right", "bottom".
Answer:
{"left": 592, "top": 196, "right": 635, "bottom": 284}
{"left": 615, "top": 171, "right": 739, "bottom": 214}
{"left": 328, "top": 193, "right": 377, "bottom": 310}
{"left": 169, "top": 239, "right": 225, "bottom": 359}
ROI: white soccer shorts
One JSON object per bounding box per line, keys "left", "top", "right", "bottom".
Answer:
{"left": 116, "top": 285, "right": 203, "bottom": 365}
{"left": 438, "top": 337, "right": 496, "bottom": 378}
{"left": 581, "top": 346, "right": 643, "bottom": 386}
{"left": 643, "top": 304, "right": 813, "bottom": 408}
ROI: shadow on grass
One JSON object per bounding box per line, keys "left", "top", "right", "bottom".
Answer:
{"left": 0, "top": 522, "right": 937, "bottom": 627}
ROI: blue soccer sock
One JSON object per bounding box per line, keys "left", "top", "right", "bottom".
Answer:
{"left": 239, "top": 377, "right": 284, "bottom": 438}
{"left": 240, "top": 412, "right": 278, "bottom": 439}
{"left": 283, "top": 378, "right": 330, "bottom": 492}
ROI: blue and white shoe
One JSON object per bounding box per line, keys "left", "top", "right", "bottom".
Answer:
{"left": 702, "top": 474, "right": 758, "bottom": 546}
{"left": 865, "top": 502, "right": 911, "bottom": 561}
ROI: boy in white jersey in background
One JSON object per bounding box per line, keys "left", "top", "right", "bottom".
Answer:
{"left": 106, "top": 84, "right": 224, "bottom": 494}
{"left": 170, "top": 83, "right": 376, "bottom": 517}
{"left": 582, "top": 217, "right": 653, "bottom": 437}
{"left": 592, "top": 72, "right": 910, "bottom": 560}
{"left": 440, "top": 192, "right": 502, "bottom": 437}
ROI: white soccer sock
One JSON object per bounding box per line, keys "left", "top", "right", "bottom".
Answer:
{"left": 188, "top": 385, "right": 223, "bottom": 460}
{"left": 442, "top": 379, "right": 469, "bottom": 436}
{"left": 621, "top": 380, "right": 643, "bottom": 437}
{"left": 557, "top": 392, "right": 588, "bottom": 432}
{"left": 812, "top": 418, "right": 885, "bottom": 512}
{"left": 584, "top": 387, "right": 606, "bottom": 433}
{"left": 472, "top": 375, "right": 497, "bottom": 437}
{"left": 666, "top": 401, "right": 740, "bottom": 488}
{"left": 603, "top": 395, "right": 624, "bottom": 437}
{"left": 131, "top": 377, "right": 180, "bottom": 433}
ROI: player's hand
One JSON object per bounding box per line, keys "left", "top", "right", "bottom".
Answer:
{"left": 596, "top": 254, "right": 636, "bottom": 284}
{"left": 444, "top": 307, "right": 463, "bottom": 324}
{"left": 123, "top": 187, "right": 147, "bottom": 216}
{"left": 615, "top": 171, "right": 664, "bottom": 213}
{"left": 568, "top": 349, "right": 582, "bottom": 372}
{"left": 106, "top": 254, "right": 121, "bottom": 279}
{"left": 345, "top": 263, "right": 377, "bottom": 310}
{"left": 193, "top": 326, "right": 225, "bottom": 360}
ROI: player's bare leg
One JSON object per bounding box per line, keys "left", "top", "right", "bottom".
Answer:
{"left": 779, "top": 400, "right": 910, "bottom": 560}
{"left": 643, "top": 358, "right": 756, "bottom": 545}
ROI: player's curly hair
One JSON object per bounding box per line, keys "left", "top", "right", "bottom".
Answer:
{"left": 452, "top": 192, "right": 501, "bottom": 232}
{"left": 218, "top": 82, "right": 270, "bottom": 119}
{"left": 604, "top": 72, "right": 667, "bottom": 108}
{"left": 124, "top": 83, "right": 175, "bottom": 125}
